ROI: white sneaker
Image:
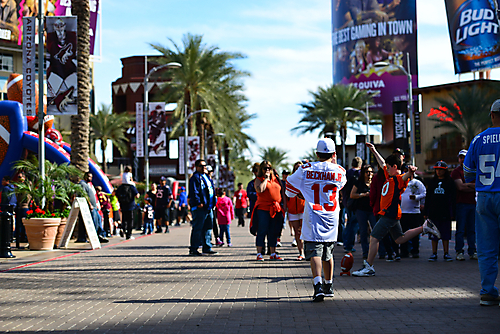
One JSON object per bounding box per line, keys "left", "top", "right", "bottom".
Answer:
{"left": 291, "top": 239, "right": 297, "bottom": 247}
{"left": 456, "top": 252, "right": 465, "bottom": 261}
{"left": 127, "top": 236, "right": 135, "bottom": 240}
{"left": 352, "top": 260, "right": 375, "bottom": 277}
{"left": 422, "top": 219, "right": 441, "bottom": 238}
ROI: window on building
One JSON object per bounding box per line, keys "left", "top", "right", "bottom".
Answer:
{"left": 0, "top": 54, "right": 13, "bottom": 72}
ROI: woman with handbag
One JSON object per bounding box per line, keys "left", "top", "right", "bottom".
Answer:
{"left": 251, "top": 161, "right": 285, "bottom": 261}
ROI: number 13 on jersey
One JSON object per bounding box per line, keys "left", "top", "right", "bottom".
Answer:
{"left": 311, "top": 183, "right": 338, "bottom": 211}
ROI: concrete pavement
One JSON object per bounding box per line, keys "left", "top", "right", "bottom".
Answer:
{"left": 0, "top": 220, "right": 498, "bottom": 333}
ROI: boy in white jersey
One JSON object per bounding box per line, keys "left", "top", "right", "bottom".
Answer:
{"left": 285, "top": 138, "right": 347, "bottom": 302}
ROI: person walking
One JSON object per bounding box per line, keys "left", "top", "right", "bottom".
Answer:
{"left": 451, "top": 149, "right": 477, "bottom": 261}
{"left": 177, "top": 186, "right": 188, "bottom": 225}
{"left": 287, "top": 161, "right": 306, "bottom": 260}
{"left": 233, "top": 183, "right": 249, "bottom": 227}
{"left": 352, "top": 143, "right": 441, "bottom": 277}
{"left": 342, "top": 157, "right": 362, "bottom": 253}
{"left": 463, "top": 99, "right": 500, "bottom": 306}
{"left": 216, "top": 188, "right": 234, "bottom": 247}
{"left": 116, "top": 180, "right": 139, "bottom": 240}
{"left": 246, "top": 163, "right": 260, "bottom": 218}
{"left": 155, "top": 176, "right": 172, "bottom": 233}
{"left": 188, "top": 159, "right": 217, "bottom": 256}
{"left": 251, "top": 161, "right": 285, "bottom": 261}
{"left": 79, "top": 173, "right": 108, "bottom": 243}
{"left": 285, "top": 138, "right": 346, "bottom": 301}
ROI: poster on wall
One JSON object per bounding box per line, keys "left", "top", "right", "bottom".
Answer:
{"left": 178, "top": 136, "right": 200, "bottom": 175}
{"left": 3, "top": 0, "right": 99, "bottom": 55}
{"left": 147, "top": 102, "right": 167, "bottom": 157}
{"left": 445, "top": 0, "right": 500, "bottom": 74}
{"left": 46, "top": 16, "right": 78, "bottom": 115}
{"left": 332, "top": 0, "right": 418, "bottom": 115}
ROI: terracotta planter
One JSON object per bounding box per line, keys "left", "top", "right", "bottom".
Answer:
{"left": 54, "top": 217, "right": 67, "bottom": 248}
{"left": 22, "top": 218, "right": 61, "bottom": 251}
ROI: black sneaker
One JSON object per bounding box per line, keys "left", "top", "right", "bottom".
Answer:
{"left": 202, "top": 250, "right": 218, "bottom": 255}
{"left": 428, "top": 253, "right": 438, "bottom": 262}
{"left": 323, "top": 283, "right": 334, "bottom": 297}
{"left": 312, "top": 282, "right": 324, "bottom": 302}
{"left": 189, "top": 250, "right": 202, "bottom": 256}
{"left": 444, "top": 253, "right": 453, "bottom": 262}
{"left": 98, "top": 236, "right": 109, "bottom": 243}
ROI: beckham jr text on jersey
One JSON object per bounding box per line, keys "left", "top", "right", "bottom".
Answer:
{"left": 285, "top": 161, "right": 346, "bottom": 242}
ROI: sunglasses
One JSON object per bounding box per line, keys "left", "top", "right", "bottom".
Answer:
{"left": 366, "top": 170, "right": 373, "bottom": 174}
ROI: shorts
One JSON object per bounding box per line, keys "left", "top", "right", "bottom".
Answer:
{"left": 288, "top": 213, "right": 303, "bottom": 221}
{"left": 370, "top": 215, "right": 404, "bottom": 241}
{"left": 304, "top": 241, "right": 335, "bottom": 261}
{"left": 113, "top": 210, "right": 120, "bottom": 222}
{"left": 429, "top": 219, "right": 452, "bottom": 241}
{"left": 155, "top": 206, "right": 169, "bottom": 220}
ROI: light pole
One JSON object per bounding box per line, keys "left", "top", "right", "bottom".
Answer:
{"left": 184, "top": 108, "right": 210, "bottom": 196}
{"left": 374, "top": 53, "right": 414, "bottom": 165}
{"left": 143, "top": 61, "right": 182, "bottom": 190}
{"left": 344, "top": 102, "right": 370, "bottom": 163}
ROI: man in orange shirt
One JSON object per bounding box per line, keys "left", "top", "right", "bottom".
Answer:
{"left": 353, "top": 143, "right": 441, "bottom": 277}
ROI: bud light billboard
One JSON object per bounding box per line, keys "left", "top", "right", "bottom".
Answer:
{"left": 445, "top": 0, "right": 500, "bottom": 74}
{"left": 331, "top": 0, "right": 418, "bottom": 116}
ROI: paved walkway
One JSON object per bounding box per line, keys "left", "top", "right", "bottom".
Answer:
{"left": 0, "top": 220, "right": 498, "bottom": 333}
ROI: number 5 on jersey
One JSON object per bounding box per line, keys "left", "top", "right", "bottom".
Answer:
{"left": 311, "top": 184, "right": 338, "bottom": 211}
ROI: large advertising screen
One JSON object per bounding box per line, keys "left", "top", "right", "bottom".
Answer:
{"left": 332, "top": 0, "right": 418, "bottom": 115}
{"left": 0, "top": 0, "right": 99, "bottom": 55}
{"left": 445, "top": 0, "right": 500, "bottom": 74}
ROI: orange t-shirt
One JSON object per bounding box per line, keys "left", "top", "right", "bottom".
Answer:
{"left": 287, "top": 196, "right": 305, "bottom": 214}
{"left": 378, "top": 166, "right": 409, "bottom": 220}
{"left": 254, "top": 174, "right": 282, "bottom": 218}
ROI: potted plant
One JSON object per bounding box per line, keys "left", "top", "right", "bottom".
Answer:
{"left": 13, "top": 156, "right": 83, "bottom": 250}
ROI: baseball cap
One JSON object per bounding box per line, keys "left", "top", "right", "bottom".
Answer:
{"left": 491, "top": 99, "right": 500, "bottom": 113}
{"left": 145, "top": 197, "right": 152, "bottom": 203}
{"left": 160, "top": 176, "right": 167, "bottom": 181}
{"left": 457, "top": 149, "right": 468, "bottom": 157}
{"left": 180, "top": 186, "right": 185, "bottom": 190}
{"left": 316, "top": 138, "right": 336, "bottom": 153}
{"left": 393, "top": 148, "right": 405, "bottom": 156}
{"left": 433, "top": 160, "right": 448, "bottom": 169}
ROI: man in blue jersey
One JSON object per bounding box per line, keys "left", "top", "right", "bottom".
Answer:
{"left": 463, "top": 99, "right": 500, "bottom": 306}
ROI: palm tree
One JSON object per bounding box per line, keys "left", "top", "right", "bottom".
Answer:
{"left": 90, "top": 104, "right": 134, "bottom": 174}
{"left": 259, "top": 147, "right": 288, "bottom": 170}
{"left": 71, "top": 0, "right": 91, "bottom": 172}
{"left": 302, "top": 148, "right": 317, "bottom": 163}
{"left": 429, "top": 85, "right": 497, "bottom": 147}
{"left": 292, "top": 84, "right": 376, "bottom": 145}
{"left": 150, "top": 33, "right": 252, "bottom": 158}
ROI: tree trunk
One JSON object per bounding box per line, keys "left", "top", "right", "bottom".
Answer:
{"left": 196, "top": 113, "right": 205, "bottom": 160}
{"left": 101, "top": 140, "right": 107, "bottom": 175}
{"left": 71, "top": 0, "right": 91, "bottom": 173}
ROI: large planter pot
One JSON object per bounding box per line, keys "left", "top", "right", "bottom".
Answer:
{"left": 54, "top": 217, "right": 67, "bottom": 248}
{"left": 22, "top": 218, "right": 61, "bottom": 251}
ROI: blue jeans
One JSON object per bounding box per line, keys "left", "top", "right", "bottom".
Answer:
{"left": 91, "top": 207, "right": 105, "bottom": 237}
{"left": 355, "top": 209, "right": 377, "bottom": 258}
{"left": 219, "top": 224, "right": 231, "bottom": 244}
{"left": 455, "top": 202, "right": 477, "bottom": 255}
{"left": 475, "top": 192, "right": 500, "bottom": 297}
{"left": 342, "top": 209, "right": 358, "bottom": 251}
{"left": 189, "top": 207, "right": 214, "bottom": 252}
{"left": 255, "top": 209, "right": 279, "bottom": 248}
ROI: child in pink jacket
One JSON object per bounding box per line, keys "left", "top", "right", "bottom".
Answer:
{"left": 216, "top": 188, "right": 234, "bottom": 247}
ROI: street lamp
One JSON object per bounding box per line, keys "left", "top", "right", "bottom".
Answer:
{"left": 344, "top": 102, "right": 370, "bottom": 163}
{"left": 184, "top": 107, "right": 211, "bottom": 196}
{"left": 374, "top": 53, "right": 415, "bottom": 165}
{"left": 143, "top": 61, "right": 182, "bottom": 190}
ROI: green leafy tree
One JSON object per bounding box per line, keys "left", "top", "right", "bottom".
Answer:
{"left": 292, "top": 84, "right": 376, "bottom": 145}
{"left": 90, "top": 104, "right": 134, "bottom": 174}
{"left": 259, "top": 147, "right": 288, "bottom": 170}
{"left": 302, "top": 148, "right": 318, "bottom": 163}
{"left": 150, "top": 33, "right": 252, "bottom": 158}
{"left": 429, "top": 85, "right": 498, "bottom": 147}
{"left": 71, "top": 0, "right": 91, "bottom": 172}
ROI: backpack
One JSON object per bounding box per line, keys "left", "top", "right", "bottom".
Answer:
{"left": 116, "top": 184, "right": 134, "bottom": 204}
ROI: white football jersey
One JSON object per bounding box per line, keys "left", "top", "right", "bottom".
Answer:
{"left": 286, "top": 161, "right": 346, "bottom": 242}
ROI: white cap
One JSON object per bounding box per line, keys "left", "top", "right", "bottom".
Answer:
{"left": 491, "top": 99, "right": 500, "bottom": 113}
{"left": 458, "top": 149, "right": 467, "bottom": 157}
{"left": 316, "top": 138, "right": 336, "bottom": 153}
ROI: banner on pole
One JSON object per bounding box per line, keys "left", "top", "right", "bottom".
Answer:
{"left": 136, "top": 102, "right": 144, "bottom": 158}
{"left": 147, "top": 102, "right": 167, "bottom": 157}
{"left": 445, "top": 0, "right": 500, "bottom": 74}
{"left": 22, "top": 17, "right": 36, "bottom": 116}
{"left": 46, "top": 16, "right": 78, "bottom": 115}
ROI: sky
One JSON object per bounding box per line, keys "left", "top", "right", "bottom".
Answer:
{"left": 93, "top": 0, "right": 499, "bottom": 166}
